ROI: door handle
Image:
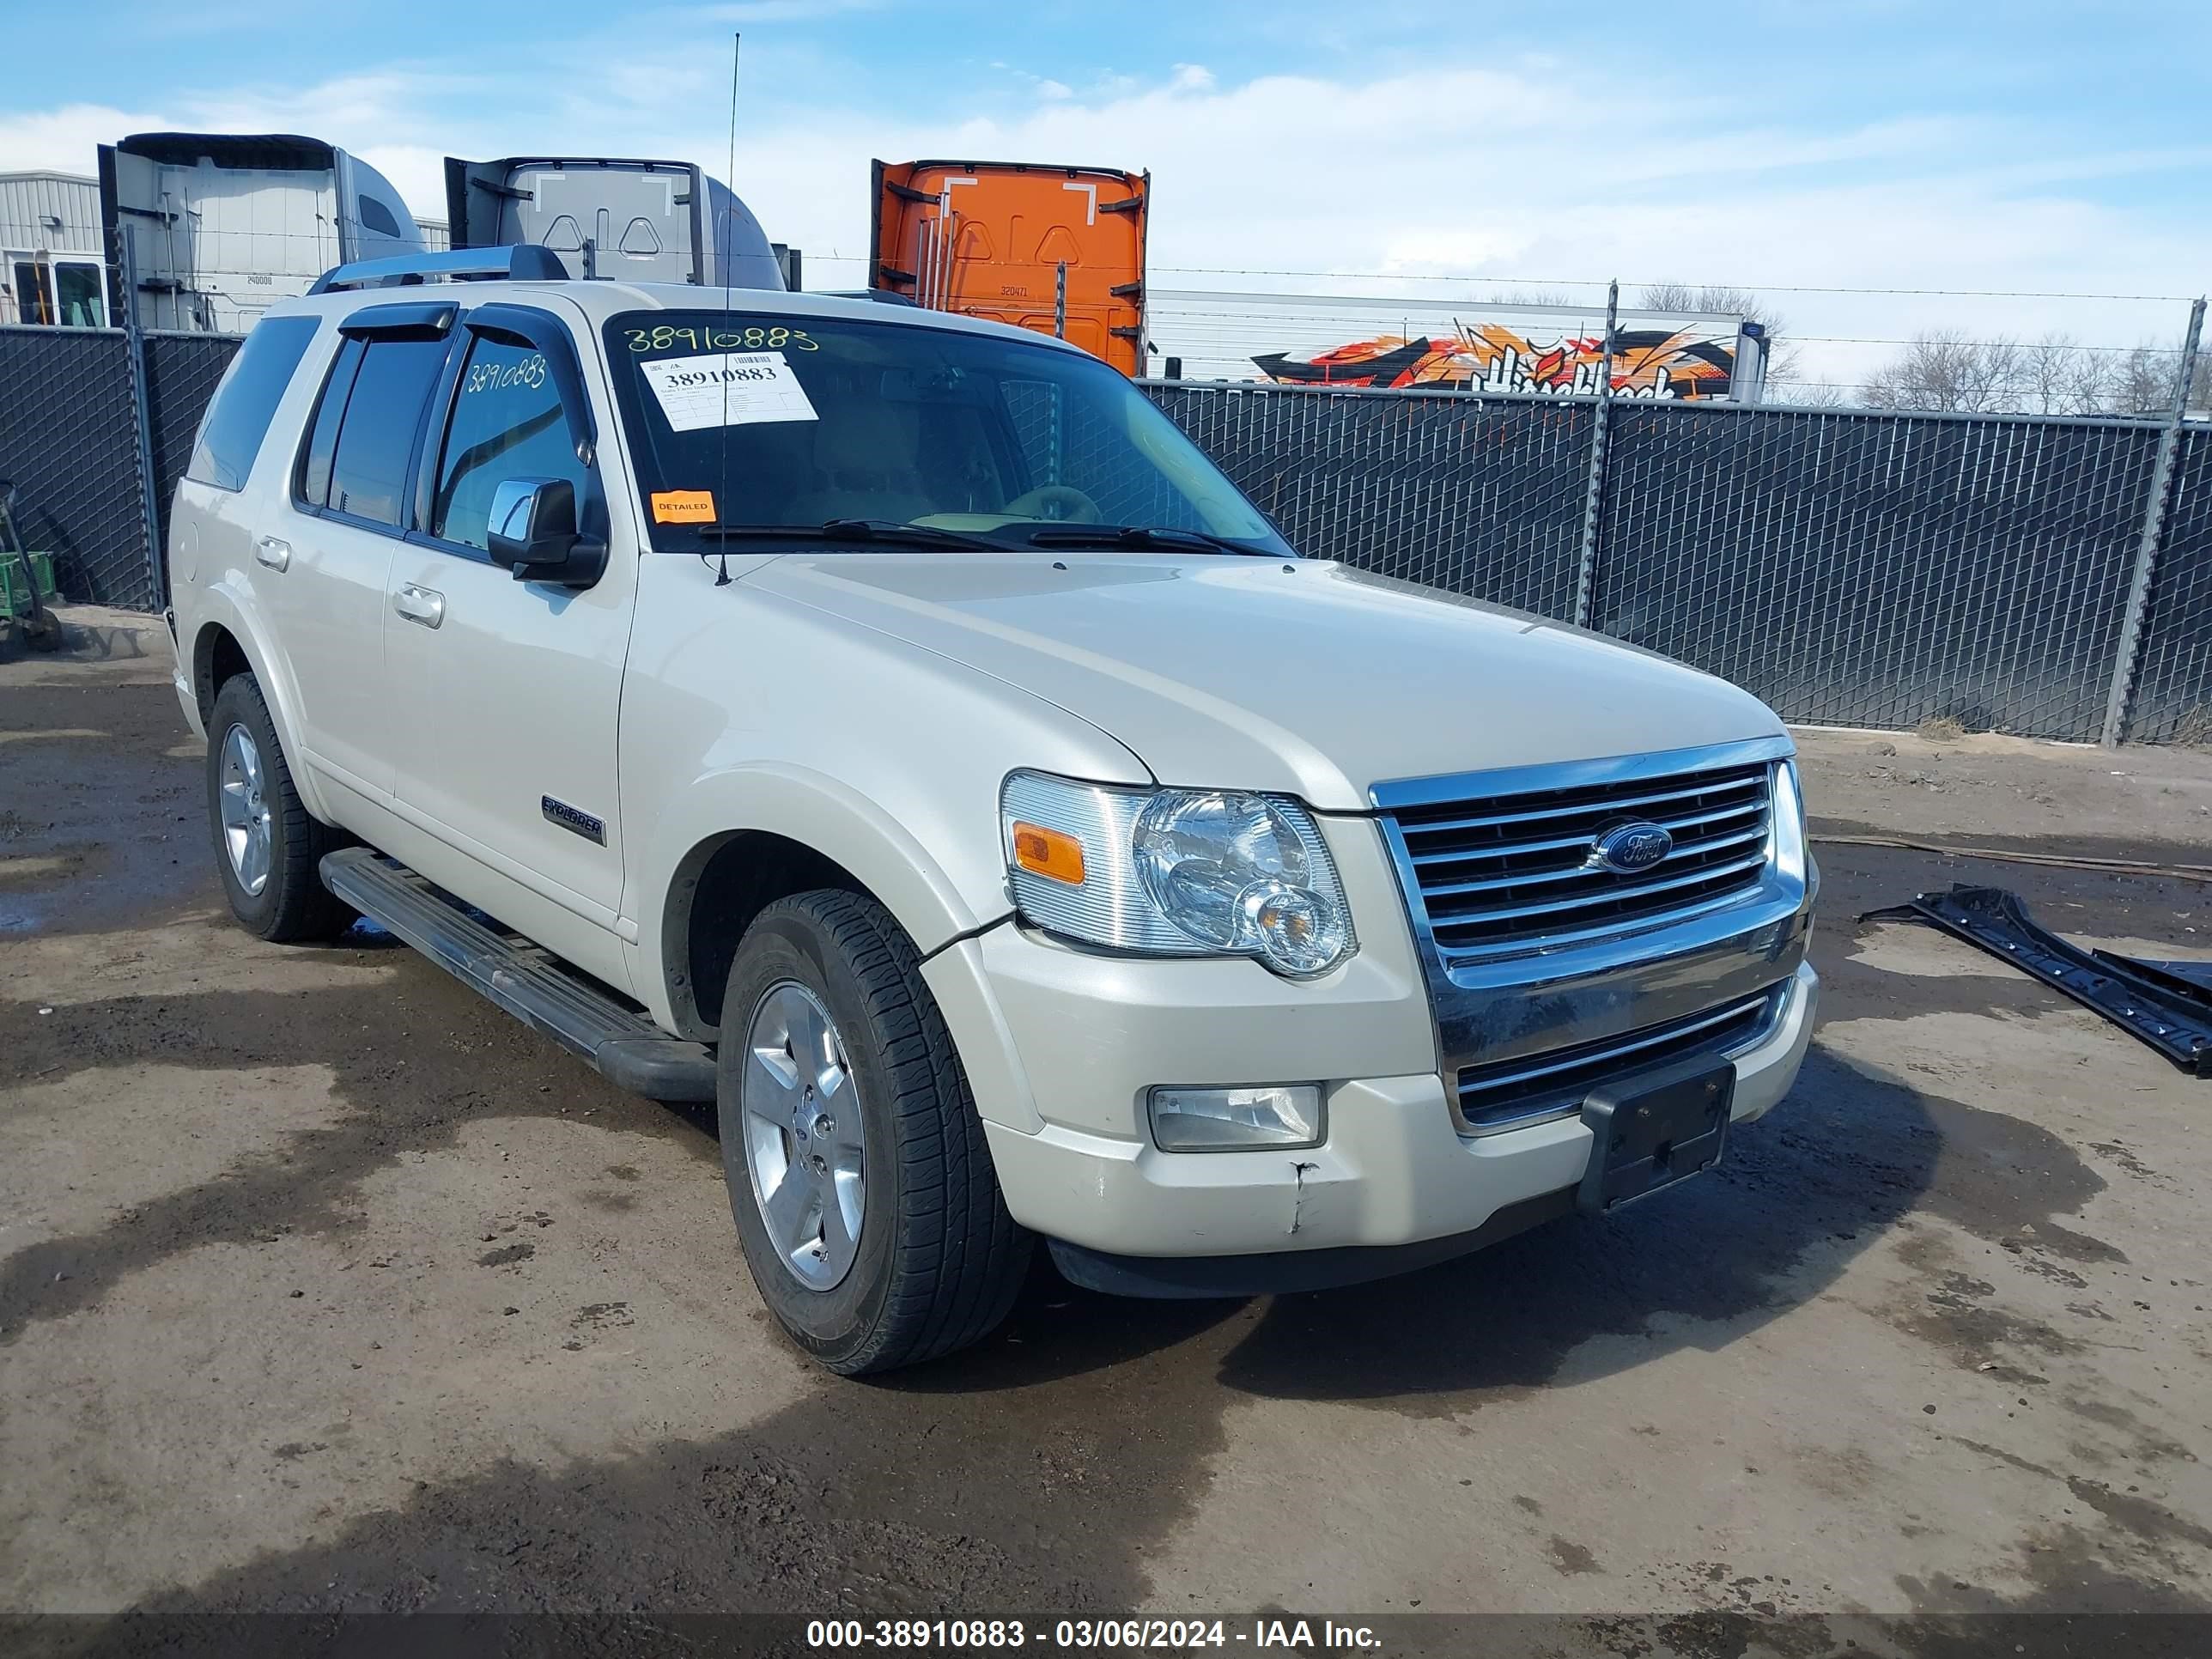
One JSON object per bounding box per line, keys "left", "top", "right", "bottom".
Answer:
{"left": 392, "top": 583, "right": 446, "bottom": 629}
{"left": 255, "top": 536, "right": 290, "bottom": 571}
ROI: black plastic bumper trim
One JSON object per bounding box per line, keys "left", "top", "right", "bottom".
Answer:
{"left": 1045, "top": 1187, "right": 1577, "bottom": 1299}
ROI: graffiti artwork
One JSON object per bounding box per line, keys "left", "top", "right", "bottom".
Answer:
{"left": 1252, "top": 324, "right": 1741, "bottom": 400}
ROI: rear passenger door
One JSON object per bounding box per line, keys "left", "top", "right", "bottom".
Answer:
{"left": 273, "top": 303, "right": 454, "bottom": 804}
{"left": 382, "top": 295, "right": 635, "bottom": 984}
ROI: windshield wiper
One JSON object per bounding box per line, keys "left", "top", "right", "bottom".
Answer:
{"left": 695, "top": 519, "right": 1007, "bottom": 551}
{"left": 1024, "top": 525, "right": 1278, "bottom": 556}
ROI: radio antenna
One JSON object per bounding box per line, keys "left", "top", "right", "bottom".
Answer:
{"left": 714, "top": 28, "right": 741, "bottom": 585}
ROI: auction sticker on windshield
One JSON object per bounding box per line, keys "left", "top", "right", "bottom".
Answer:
{"left": 638, "top": 351, "right": 819, "bottom": 433}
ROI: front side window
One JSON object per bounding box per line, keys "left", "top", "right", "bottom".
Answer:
{"left": 185, "top": 314, "right": 321, "bottom": 491}
{"left": 324, "top": 336, "right": 447, "bottom": 526}
{"left": 52, "top": 263, "right": 104, "bottom": 327}
{"left": 431, "top": 335, "right": 590, "bottom": 551}
{"left": 602, "top": 310, "right": 1287, "bottom": 556}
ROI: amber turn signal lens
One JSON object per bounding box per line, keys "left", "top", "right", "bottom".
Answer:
{"left": 1012, "top": 821, "right": 1086, "bottom": 885}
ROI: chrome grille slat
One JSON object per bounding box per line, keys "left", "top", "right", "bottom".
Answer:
{"left": 1462, "top": 996, "right": 1769, "bottom": 1094}
{"left": 1397, "top": 774, "right": 1765, "bottom": 840}
{"left": 1436, "top": 884, "right": 1768, "bottom": 963}
{"left": 1426, "top": 850, "right": 1770, "bottom": 927}
{"left": 1407, "top": 798, "right": 1765, "bottom": 866}
{"left": 1419, "top": 826, "right": 1771, "bottom": 900}
{"left": 1455, "top": 989, "right": 1781, "bottom": 1134}
{"left": 1386, "top": 758, "right": 1777, "bottom": 959}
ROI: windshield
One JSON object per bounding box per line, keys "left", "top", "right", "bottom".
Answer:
{"left": 602, "top": 309, "right": 1291, "bottom": 556}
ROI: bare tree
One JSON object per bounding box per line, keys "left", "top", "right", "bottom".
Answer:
{"left": 1484, "top": 286, "right": 1587, "bottom": 307}
{"left": 1862, "top": 330, "right": 2034, "bottom": 413}
{"left": 1638, "top": 282, "right": 1799, "bottom": 398}
{"left": 1868, "top": 328, "right": 2208, "bottom": 418}
{"left": 2104, "top": 338, "right": 2210, "bottom": 417}
{"left": 1638, "top": 283, "right": 1778, "bottom": 324}
{"left": 2022, "top": 333, "right": 2112, "bottom": 416}
{"left": 1766, "top": 377, "right": 1850, "bottom": 410}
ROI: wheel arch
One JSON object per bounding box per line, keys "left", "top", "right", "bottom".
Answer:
{"left": 648, "top": 763, "right": 1007, "bottom": 1042}
{"left": 186, "top": 584, "right": 331, "bottom": 822}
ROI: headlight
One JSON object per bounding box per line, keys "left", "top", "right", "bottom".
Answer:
{"left": 1001, "top": 771, "right": 1357, "bottom": 979}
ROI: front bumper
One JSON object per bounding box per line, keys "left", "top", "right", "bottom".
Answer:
{"left": 976, "top": 958, "right": 1817, "bottom": 1281}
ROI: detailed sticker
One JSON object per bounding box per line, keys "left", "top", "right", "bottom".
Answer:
{"left": 651, "top": 489, "right": 716, "bottom": 524}
{"left": 637, "top": 350, "right": 818, "bottom": 433}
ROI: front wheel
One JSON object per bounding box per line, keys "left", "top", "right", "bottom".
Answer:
{"left": 717, "top": 890, "right": 1030, "bottom": 1374}
{"left": 204, "top": 673, "right": 352, "bottom": 942}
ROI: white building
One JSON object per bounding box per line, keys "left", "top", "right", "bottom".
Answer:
{"left": 0, "top": 171, "right": 106, "bottom": 327}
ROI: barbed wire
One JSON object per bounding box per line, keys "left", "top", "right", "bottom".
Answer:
{"left": 805, "top": 252, "right": 2203, "bottom": 305}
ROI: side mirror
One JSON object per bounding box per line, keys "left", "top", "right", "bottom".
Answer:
{"left": 488, "top": 477, "right": 606, "bottom": 587}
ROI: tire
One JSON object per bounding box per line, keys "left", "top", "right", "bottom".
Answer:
{"left": 205, "top": 673, "right": 353, "bottom": 943}
{"left": 717, "top": 890, "right": 1031, "bottom": 1374}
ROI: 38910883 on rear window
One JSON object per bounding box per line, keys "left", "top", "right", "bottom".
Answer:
{"left": 599, "top": 309, "right": 1292, "bottom": 557}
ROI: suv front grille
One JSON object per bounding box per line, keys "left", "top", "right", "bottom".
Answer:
{"left": 1388, "top": 758, "right": 1775, "bottom": 960}
{"left": 1455, "top": 989, "right": 1780, "bottom": 1134}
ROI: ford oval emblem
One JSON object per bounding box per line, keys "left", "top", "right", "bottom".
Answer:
{"left": 1590, "top": 821, "right": 1674, "bottom": 873}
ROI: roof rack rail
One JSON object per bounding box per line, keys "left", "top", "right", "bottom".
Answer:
{"left": 308, "top": 245, "right": 568, "bottom": 295}
{"left": 823, "top": 289, "right": 918, "bottom": 307}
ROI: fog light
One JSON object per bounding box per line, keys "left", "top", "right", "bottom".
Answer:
{"left": 1148, "top": 1085, "right": 1322, "bottom": 1152}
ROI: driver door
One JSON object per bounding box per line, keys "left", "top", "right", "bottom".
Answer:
{"left": 382, "top": 295, "right": 637, "bottom": 989}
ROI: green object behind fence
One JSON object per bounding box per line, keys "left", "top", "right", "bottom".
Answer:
{"left": 2, "top": 550, "right": 58, "bottom": 619}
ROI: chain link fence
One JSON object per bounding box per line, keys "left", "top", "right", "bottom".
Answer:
{"left": 1146, "top": 380, "right": 2209, "bottom": 744}
{"left": 0, "top": 325, "right": 152, "bottom": 608}
{"left": 144, "top": 334, "right": 247, "bottom": 573}
{"left": 3, "top": 319, "right": 2207, "bottom": 743}
{"left": 1152, "top": 386, "right": 1594, "bottom": 617}
{"left": 2129, "top": 424, "right": 2212, "bottom": 744}
{"left": 1593, "top": 403, "right": 2161, "bottom": 741}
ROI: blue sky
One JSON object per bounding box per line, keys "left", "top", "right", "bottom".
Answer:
{"left": 6, "top": 0, "right": 2209, "bottom": 386}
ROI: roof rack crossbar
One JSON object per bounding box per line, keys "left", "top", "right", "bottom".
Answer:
{"left": 309, "top": 245, "right": 568, "bottom": 295}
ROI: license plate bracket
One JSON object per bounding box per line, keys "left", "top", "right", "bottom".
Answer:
{"left": 1576, "top": 1053, "right": 1735, "bottom": 1215}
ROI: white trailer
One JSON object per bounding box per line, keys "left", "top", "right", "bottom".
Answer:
{"left": 442, "top": 155, "right": 787, "bottom": 290}
{"left": 99, "top": 132, "right": 422, "bottom": 333}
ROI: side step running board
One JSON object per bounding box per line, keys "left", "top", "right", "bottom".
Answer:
{"left": 320, "top": 848, "right": 717, "bottom": 1101}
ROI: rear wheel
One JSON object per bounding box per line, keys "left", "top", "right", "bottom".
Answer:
{"left": 205, "top": 673, "right": 352, "bottom": 942}
{"left": 717, "top": 890, "right": 1030, "bottom": 1374}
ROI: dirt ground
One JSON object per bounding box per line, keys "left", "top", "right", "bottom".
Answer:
{"left": 3, "top": 613, "right": 2210, "bottom": 1653}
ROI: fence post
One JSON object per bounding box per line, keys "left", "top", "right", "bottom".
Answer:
{"left": 118, "top": 228, "right": 167, "bottom": 611}
{"left": 2100, "top": 295, "right": 2205, "bottom": 747}
{"left": 1571, "top": 280, "right": 1620, "bottom": 628}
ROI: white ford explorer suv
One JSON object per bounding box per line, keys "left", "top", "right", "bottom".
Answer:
{"left": 167, "top": 247, "right": 1819, "bottom": 1374}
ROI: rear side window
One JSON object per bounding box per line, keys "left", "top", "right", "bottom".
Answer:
{"left": 185, "top": 315, "right": 320, "bottom": 491}
{"left": 431, "top": 336, "right": 589, "bottom": 551}
{"left": 325, "top": 337, "right": 449, "bottom": 526}
{"left": 295, "top": 337, "right": 364, "bottom": 509}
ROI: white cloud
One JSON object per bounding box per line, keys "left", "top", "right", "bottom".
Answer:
{"left": 4, "top": 50, "right": 2203, "bottom": 388}
{"left": 0, "top": 103, "right": 167, "bottom": 178}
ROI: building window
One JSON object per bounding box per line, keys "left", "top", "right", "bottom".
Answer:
{"left": 3, "top": 258, "right": 106, "bottom": 327}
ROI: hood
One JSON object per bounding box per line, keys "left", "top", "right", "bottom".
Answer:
{"left": 744, "top": 554, "right": 1786, "bottom": 811}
